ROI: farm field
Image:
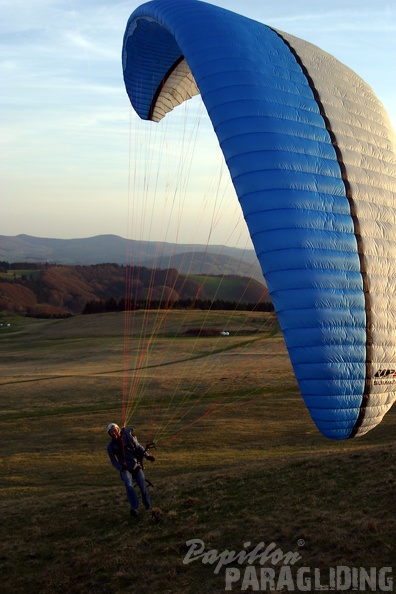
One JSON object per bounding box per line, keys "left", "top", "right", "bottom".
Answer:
{"left": 0, "top": 311, "right": 394, "bottom": 594}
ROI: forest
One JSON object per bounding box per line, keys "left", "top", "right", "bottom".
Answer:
{"left": 0, "top": 262, "right": 271, "bottom": 318}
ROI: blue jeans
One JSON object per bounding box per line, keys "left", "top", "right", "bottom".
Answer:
{"left": 121, "top": 468, "right": 151, "bottom": 510}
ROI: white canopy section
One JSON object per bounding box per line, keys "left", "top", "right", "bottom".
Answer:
{"left": 151, "top": 58, "right": 199, "bottom": 122}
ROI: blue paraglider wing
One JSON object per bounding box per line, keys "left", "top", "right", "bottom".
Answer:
{"left": 122, "top": 0, "right": 396, "bottom": 439}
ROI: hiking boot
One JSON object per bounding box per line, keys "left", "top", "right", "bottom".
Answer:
{"left": 130, "top": 508, "right": 139, "bottom": 518}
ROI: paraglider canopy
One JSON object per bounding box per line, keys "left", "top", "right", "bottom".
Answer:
{"left": 122, "top": 0, "right": 396, "bottom": 439}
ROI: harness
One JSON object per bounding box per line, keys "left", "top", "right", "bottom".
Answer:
{"left": 120, "top": 428, "right": 156, "bottom": 487}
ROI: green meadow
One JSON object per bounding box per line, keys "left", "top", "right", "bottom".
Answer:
{"left": 0, "top": 311, "right": 394, "bottom": 594}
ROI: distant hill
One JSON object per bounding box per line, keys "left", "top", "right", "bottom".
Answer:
{"left": 0, "top": 263, "right": 271, "bottom": 317}
{"left": 0, "top": 234, "right": 264, "bottom": 283}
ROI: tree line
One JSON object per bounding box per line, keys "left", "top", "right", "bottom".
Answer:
{"left": 82, "top": 297, "right": 274, "bottom": 314}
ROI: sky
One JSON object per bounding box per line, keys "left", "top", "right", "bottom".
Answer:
{"left": 2, "top": 0, "right": 395, "bottom": 246}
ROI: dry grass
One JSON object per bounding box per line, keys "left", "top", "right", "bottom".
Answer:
{"left": 0, "top": 311, "right": 395, "bottom": 593}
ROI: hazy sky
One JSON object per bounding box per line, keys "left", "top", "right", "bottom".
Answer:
{"left": 2, "top": 0, "right": 395, "bottom": 245}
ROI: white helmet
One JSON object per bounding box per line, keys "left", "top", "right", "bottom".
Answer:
{"left": 107, "top": 423, "right": 120, "bottom": 433}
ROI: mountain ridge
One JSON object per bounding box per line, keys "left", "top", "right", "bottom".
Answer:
{"left": 0, "top": 234, "right": 264, "bottom": 283}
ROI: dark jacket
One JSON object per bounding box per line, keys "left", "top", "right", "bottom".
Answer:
{"left": 107, "top": 427, "right": 148, "bottom": 473}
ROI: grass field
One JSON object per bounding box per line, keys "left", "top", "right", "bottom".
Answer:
{"left": 0, "top": 311, "right": 394, "bottom": 594}
{"left": 0, "top": 269, "right": 42, "bottom": 280}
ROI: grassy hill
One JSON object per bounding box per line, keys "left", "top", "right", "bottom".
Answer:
{"left": 0, "top": 312, "right": 394, "bottom": 594}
